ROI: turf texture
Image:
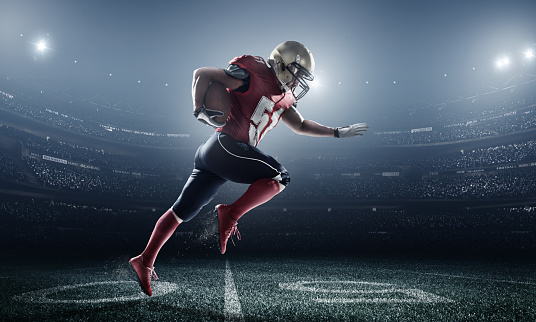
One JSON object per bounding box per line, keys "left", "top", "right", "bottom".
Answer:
{"left": 2, "top": 253, "right": 535, "bottom": 321}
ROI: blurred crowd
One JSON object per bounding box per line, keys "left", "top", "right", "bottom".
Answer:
{"left": 0, "top": 125, "right": 188, "bottom": 173}
{"left": 2, "top": 82, "right": 536, "bottom": 147}
{"left": 373, "top": 108, "right": 536, "bottom": 145}
{"left": 24, "top": 157, "right": 183, "bottom": 200}
{"left": 12, "top": 154, "right": 536, "bottom": 201}
{"left": 1, "top": 81, "right": 536, "bottom": 254}
{"left": 277, "top": 169, "right": 536, "bottom": 201}
{"left": 288, "top": 139, "right": 536, "bottom": 172}
{"left": 0, "top": 153, "right": 25, "bottom": 181}
{"left": 1, "top": 122, "right": 535, "bottom": 202}
{"left": 1, "top": 195, "right": 533, "bottom": 253}
{"left": 0, "top": 93, "right": 191, "bottom": 147}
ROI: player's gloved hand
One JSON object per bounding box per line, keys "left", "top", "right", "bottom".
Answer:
{"left": 334, "top": 123, "right": 368, "bottom": 138}
{"left": 193, "top": 105, "right": 226, "bottom": 128}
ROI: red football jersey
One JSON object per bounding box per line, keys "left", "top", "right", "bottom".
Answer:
{"left": 217, "top": 55, "right": 296, "bottom": 147}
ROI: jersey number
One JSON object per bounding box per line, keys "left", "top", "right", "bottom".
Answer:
{"left": 248, "top": 96, "right": 285, "bottom": 146}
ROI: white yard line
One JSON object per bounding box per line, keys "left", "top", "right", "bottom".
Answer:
{"left": 424, "top": 272, "right": 536, "bottom": 285}
{"left": 280, "top": 281, "right": 454, "bottom": 304}
{"left": 224, "top": 260, "right": 244, "bottom": 322}
{"left": 13, "top": 281, "right": 178, "bottom": 304}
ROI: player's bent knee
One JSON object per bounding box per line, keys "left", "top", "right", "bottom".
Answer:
{"left": 274, "top": 169, "right": 290, "bottom": 188}
{"left": 169, "top": 208, "right": 184, "bottom": 224}
{"left": 171, "top": 204, "right": 199, "bottom": 223}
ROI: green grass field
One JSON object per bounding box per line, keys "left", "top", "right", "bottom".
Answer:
{"left": 2, "top": 252, "right": 535, "bottom": 321}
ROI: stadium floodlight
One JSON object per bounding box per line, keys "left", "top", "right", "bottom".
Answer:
{"left": 310, "top": 77, "right": 320, "bottom": 89}
{"left": 496, "top": 57, "right": 510, "bottom": 68}
{"left": 524, "top": 49, "right": 534, "bottom": 59}
{"left": 36, "top": 40, "right": 47, "bottom": 52}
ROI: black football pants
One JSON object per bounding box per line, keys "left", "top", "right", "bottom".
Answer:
{"left": 171, "top": 132, "right": 289, "bottom": 222}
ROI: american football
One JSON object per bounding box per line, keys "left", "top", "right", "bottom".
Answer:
{"left": 204, "top": 81, "right": 232, "bottom": 124}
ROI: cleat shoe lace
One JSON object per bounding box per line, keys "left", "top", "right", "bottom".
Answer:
{"left": 148, "top": 266, "right": 159, "bottom": 281}
{"left": 216, "top": 204, "right": 242, "bottom": 254}
{"left": 226, "top": 223, "right": 241, "bottom": 247}
{"left": 129, "top": 255, "right": 158, "bottom": 296}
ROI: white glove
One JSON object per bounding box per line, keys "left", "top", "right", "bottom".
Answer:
{"left": 193, "top": 106, "right": 226, "bottom": 128}
{"left": 334, "top": 123, "right": 368, "bottom": 138}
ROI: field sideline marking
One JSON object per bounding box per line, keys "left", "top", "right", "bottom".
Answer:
{"left": 315, "top": 289, "right": 454, "bottom": 303}
{"left": 13, "top": 281, "right": 178, "bottom": 304}
{"left": 224, "top": 260, "right": 244, "bottom": 321}
{"left": 424, "top": 273, "right": 536, "bottom": 285}
{"left": 279, "top": 281, "right": 454, "bottom": 304}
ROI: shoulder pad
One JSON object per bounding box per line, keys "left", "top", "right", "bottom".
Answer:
{"left": 225, "top": 64, "right": 249, "bottom": 80}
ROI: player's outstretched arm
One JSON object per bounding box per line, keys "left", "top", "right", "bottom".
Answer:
{"left": 281, "top": 105, "right": 368, "bottom": 138}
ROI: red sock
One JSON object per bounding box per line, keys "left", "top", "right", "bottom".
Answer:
{"left": 141, "top": 208, "right": 181, "bottom": 267}
{"left": 227, "top": 178, "right": 281, "bottom": 221}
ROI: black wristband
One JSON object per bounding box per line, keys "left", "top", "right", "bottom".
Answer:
{"left": 334, "top": 128, "right": 340, "bottom": 138}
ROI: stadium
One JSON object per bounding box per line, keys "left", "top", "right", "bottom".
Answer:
{"left": 1, "top": 1, "right": 535, "bottom": 321}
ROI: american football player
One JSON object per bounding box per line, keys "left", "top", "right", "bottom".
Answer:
{"left": 130, "top": 41, "right": 368, "bottom": 296}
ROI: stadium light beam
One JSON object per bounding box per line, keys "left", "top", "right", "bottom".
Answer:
{"left": 496, "top": 57, "right": 510, "bottom": 68}
{"left": 310, "top": 77, "right": 321, "bottom": 89}
{"left": 524, "top": 49, "right": 534, "bottom": 59}
{"left": 36, "top": 40, "right": 47, "bottom": 52}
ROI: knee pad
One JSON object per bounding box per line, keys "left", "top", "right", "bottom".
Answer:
{"left": 274, "top": 169, "right": 290, "bottom": 187}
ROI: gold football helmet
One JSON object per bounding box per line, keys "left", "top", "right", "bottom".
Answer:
{"left": 268, "top": 41, "right": 315, "bottom": 100}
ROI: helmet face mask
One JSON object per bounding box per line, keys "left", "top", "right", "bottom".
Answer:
{"left": 286, "top": 62, "right": 314, "bottom": 100}
{"left": 268, "top": 41, "right": 315, "bottom": 100}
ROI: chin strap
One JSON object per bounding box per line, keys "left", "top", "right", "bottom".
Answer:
{"left": 193, "top": 105, "right": 226, "bottom": 128}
